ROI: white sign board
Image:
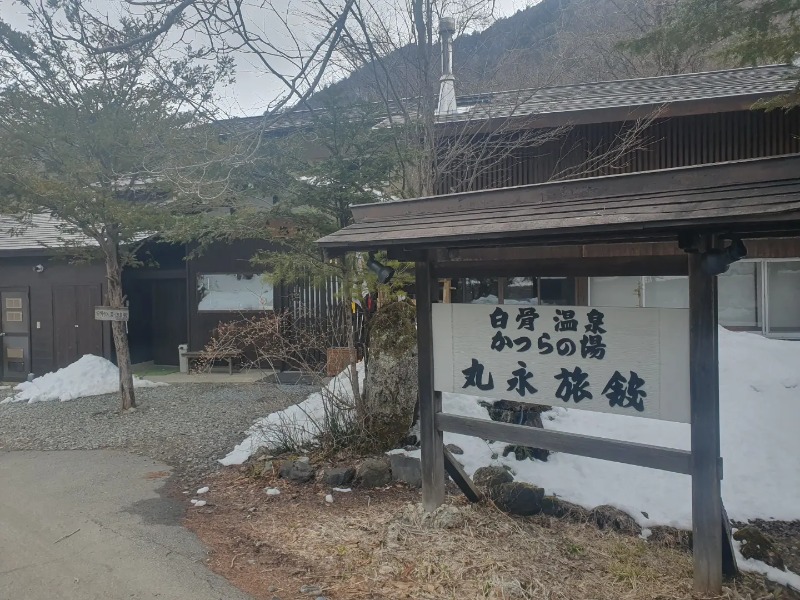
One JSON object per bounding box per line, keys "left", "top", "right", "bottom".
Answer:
{"left": 432, "top": 304, "right": 690, "bottom": 423}
{"left": 94, "top": 307, "right": 129, "bottom": 322}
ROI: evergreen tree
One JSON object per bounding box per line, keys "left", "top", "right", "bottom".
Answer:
{"left": 0, "top": 2, "right": 232, "bottom": 409}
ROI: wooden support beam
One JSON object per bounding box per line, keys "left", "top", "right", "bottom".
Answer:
{"left": 437, "top": 413, "right": 692, "bottom": 474}
{"left": 443, "top": 447, "right": 482, "bottom": 503}
{"left": 688, "top": 244, "right": 724, "bottom": 594}
{"left": 416, "top": 260, "right": 445, "bottom": 512}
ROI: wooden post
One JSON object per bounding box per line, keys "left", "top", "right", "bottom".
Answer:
{"left": 688, "top": 246, "right": 723, "bottom": 594}
{"left": 416, "top": 260, "right": 445, "bottom": 511}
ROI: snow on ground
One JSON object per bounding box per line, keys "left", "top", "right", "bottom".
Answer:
{"left": 413, "top": 327, "right": 800, "bottom": 531}
{"left": 219, "top": 362, "right": 365, "bottom": 466}
{"left": 224, "top": 329, "right": 799, "bottom": 529}
{"left": 0, "top": 355, "right": 165, "bottom": 404}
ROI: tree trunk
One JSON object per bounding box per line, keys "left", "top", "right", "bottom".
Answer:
{"left": 104, "top": 244, "right": 136, "bottom": 410}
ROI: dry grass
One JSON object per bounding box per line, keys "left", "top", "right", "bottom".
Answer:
{"left": 185, "top": 470, "right": 795, "bottom": 600}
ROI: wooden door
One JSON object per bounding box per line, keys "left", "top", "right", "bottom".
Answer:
{"left": 151, "top": 279, "right": 187, "bottom": 366}
{"left": 0, "top": 289, "right": 31, "bottom": 381}
{"left": 53, "top": 284, "right": 104, "bottom": 368}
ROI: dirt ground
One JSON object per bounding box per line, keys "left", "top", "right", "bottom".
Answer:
{"left": 184, "top": 469, "right": 799, "bottom": 600}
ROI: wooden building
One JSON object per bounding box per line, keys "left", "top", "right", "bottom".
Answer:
{"left": 0, "top": 217, "right": 311, "bottom": 380}
{"left": 431, "top": 64, "right": 800, "bottom": 339}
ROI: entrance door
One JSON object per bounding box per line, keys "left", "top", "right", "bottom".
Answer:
{"left": 151, "top": 279, "right": 187, "bottom": 366}
{"left": 53, "top": 285, "right": 104, "bottom": 368}
{"left": 0, "top": 289, "right": 31, "bottom": 381}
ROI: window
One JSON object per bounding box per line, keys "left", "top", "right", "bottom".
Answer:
{"left": 589, "top": 259, "right": 800, "bottom": 337}
{"left": 767, "top": 261, "right": 800, "bottom": 334}
{"left": 589, "top": 276, "right": 640, "bottom": 307}
{"left": 643, "top": 276, "right": 689, "bottom": 309}
{"left": 197, "top": 273, "right": 274, "bottom": 312}
{"left": 719, "top": 262, "right": 760, "bottom": 329}
{"left": 455, "top": 277, "right": 575, "bottom": 305}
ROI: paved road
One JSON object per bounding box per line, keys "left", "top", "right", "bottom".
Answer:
{"left": 0, "top": 450, "right": 251, "bottom": 600}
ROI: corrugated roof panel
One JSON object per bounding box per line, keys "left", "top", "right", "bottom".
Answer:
{"left": 0, "top": 214, "right": 95, "bottom": 252}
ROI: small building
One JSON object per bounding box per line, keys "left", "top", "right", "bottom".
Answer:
{"left": 0, "top": 215, "right": 303, "bottom": 381}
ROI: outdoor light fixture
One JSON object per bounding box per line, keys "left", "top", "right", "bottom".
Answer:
{"left": 700, "top": 238, "right": 747, "bottom": 275}
{"left": 367, "top": 252, "right": 395, "bottom": 285}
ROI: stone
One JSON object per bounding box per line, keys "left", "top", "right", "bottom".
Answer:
{"left": 540, "top": 496, "right": 589, "bottom": 520}
{"left": 362, "top": 302, "right": 419, "bottom": 448}
{"left": 483, "top": 400, "right": 551, "bottom": 461}
{"left": 472, "top": 466, "right": 513, "bottom": 494}
{"left": 297, "top": 456, "right": 310, "bottom": 464}
{"left": 733, "top": 526, "right": 785, "bottom": 570}
{"left": 356, "top": 458, "right": 391, "bottom": 488}
{"left": 279, "top": 460, "right": 315, "bottom": 483}
{"left": 388, "top": 454, "right": 422, "bottom": 488}
{"left": 446, "top": 444, "right": 464, "bottom": 455}
{"left": 264, "top": 487, "right": 281, "bottom": 496}
{"left": 299, "top": 584, "right": 322, "bottom": 595}
{"left": 588, "top": 505, "right": 642, "bottom": 536}
{"left": 494, "top": 482, "right": 545, "bottom": 516}
{"left": 325, "top": 494, "right": 334, "bottom": 503}
{"left": 648, "top": 525, "right": 693, "bottom": 550}
{"left": 322, "top": 466, "right": 355, "bottom": 487}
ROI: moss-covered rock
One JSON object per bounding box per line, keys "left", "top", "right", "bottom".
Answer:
{"left": 362, "top": 302, "right": 418, "bottom": 449}
{"left": 733, "top": 526, "right": 786, "bottom": 571}
{"left": 494, "top": 482, "right": 545, "bottom": 516}
{"left": 473, "top": 466, "right": 514, "bottom": 495}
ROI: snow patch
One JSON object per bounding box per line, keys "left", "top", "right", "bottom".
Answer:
{"left": 0, "top": 355, "right": 165, "bottom": 404}
{"left": 398, "top": 327, "right": 800, "bottom": 530}
{"left": 264, "top": 487, "right": 281, "bottom": 496}
{"left": 219, "top": 362, "right": 365, "bottom": 466}
{"left": 733, "top": 538, "right": 800, "bottom": 591}
{"left": 196, "top": 487, "right": 209, "bottom": 495}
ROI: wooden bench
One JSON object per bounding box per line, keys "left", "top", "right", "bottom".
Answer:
{"left": 183, "top": 350, "right": 241, "bottom": 375}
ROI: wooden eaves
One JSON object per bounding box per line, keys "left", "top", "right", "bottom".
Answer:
{"left": 318, "top": 154, "right": 800, "bottom": 261}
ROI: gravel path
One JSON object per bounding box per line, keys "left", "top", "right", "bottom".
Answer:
{"left": 0, "top": 383, "right": 310, "bottom": 482}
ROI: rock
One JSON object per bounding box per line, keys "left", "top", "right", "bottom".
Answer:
{"left": 502, "top": 444, "right": 549, "bottom": 462}
{"left": 473, "top": 466, "right": 513, "bottom": 495}
{"left": 446, "top": 444, "right": 464, "bottom": 455}
{"left": 356, "top": 458, "right": 391, "bottom": 488}
{"left": 588, "top": 505, "right": 642, "bottom": 536}
{"left": 297, "top": 456, "right": 310, "bottom": 464}
{"left": 196, "top": 486, "right": 209, "bottom": 495}
{"left": 540, "top": 496, "right": 589, "bottom": 520}
{"left": 322, "top": 466, "right": 355, "bottom": 487}
{"left": 733, "top": 526, "right": 785, "bottom": 570}
{"left": 264, "top": 487, "right": 281, "bottom": 496}
{"left": 494, "top": 482, "right": 545, "bottom": 516}
{"left": 362, "top": 302, "right": 419, "bottom": 449}
{"left": 648, "top": 525, "right": 692, "bottom": 550}
{"left": 325, "top": 494, "right": 334, "bottom": 504}
{"left": 279, "top": 460, "right": 315, "bottom": 483}
{"left": 299, "top": 584, "right": 322, "bottom": 595}
{"left": 191, "top": 499, "right": 207, "bottom": 507}
{"left": 388, "top": 454, "right": 422, "bottom": 488}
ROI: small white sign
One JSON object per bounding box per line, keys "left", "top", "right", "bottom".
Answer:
{"left": 94, "top": 306, "right": 129, "bottom": 322}
{"left": 432, "top": 304, "right": 690, "bottom": 423}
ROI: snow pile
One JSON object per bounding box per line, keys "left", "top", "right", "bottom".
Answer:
{"left": 396, "top": 327, "right": 800, "bottom": 531}
{"left": 0, "top": 355, "right": 165, "bottom": 404}
{"left": 219, "top": 361, "right": 365, "bottom": 466}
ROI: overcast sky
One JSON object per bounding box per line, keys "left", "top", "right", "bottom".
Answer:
{"left": 1, "top": 0, "right": 534, "bottom": 117}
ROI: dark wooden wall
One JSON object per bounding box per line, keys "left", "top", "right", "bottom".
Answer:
{"left": 436, "top": 108, "right": 800, "bottom": 194}
{"left": 186, "top": 239, "right": 290, "bottom": 352}
{"left": 0, "top": 256, "right": 110, "bottom": 376}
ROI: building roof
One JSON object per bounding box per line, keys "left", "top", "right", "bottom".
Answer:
{"left": 225, "top": 64, "right": 798, "bottom": 134}
{"left": 316, "top": 154, "right": 800, "bottom": 253}
{"left": 0, "top": 214, "right": 95, "bottom": 255}
{"left": 440, "top": 64, "right": 798, "bottom": 126}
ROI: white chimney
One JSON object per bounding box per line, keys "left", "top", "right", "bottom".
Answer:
{"left": 437, "top": 17, "right": 457, "bottom": 115}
